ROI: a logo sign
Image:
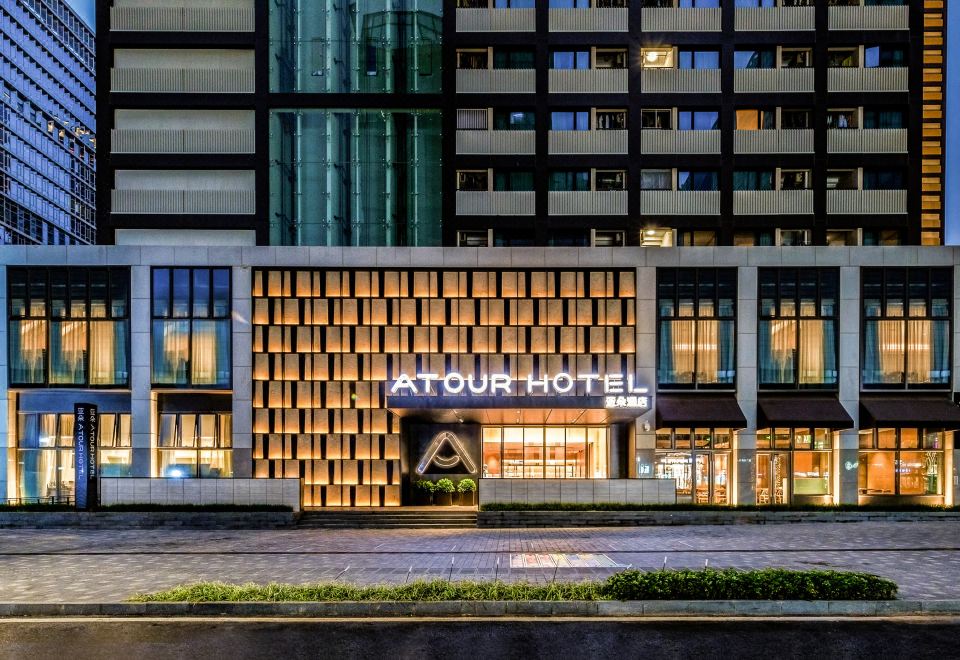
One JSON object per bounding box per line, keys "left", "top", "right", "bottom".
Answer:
{"left": 74, "top": 403, "right": 98, "bottom": 509}
{"left": 391, "top": 372, "right": 650, "bottom": 410}
{"left": 417, "top": 431, "right": 478, "bottom": 475}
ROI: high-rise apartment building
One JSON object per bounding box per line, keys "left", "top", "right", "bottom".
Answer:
{"left": 97, "top": 0, "right": 945, "bottom": 247}
{"left": 1, "top": 0, "right": 96, "bottom": 245}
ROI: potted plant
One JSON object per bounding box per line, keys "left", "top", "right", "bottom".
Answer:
{"left": 456, "top": 478, "right": 477, "bottom": 506}
{"left": 412, "top": 479, "right": 435, "bottom": 506}
{"left": 433, "top": 478, "right": 455, "bottom": 506}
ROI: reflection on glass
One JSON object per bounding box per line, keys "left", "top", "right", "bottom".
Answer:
{"left": 481, "top": 426, "right": 608, "bottom": 479}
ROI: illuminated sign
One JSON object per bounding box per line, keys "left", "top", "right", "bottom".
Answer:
{"left": 416, "top": 431, "right": 478, "bottom": 475}
{"left": 390, "top": 372, "right": 650, "bottom": 410}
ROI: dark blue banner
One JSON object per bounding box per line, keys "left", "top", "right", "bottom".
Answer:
{"left": 74, "top": 404, "right": 98, "bottom": 509}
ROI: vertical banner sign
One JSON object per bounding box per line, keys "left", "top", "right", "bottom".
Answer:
{"left": 74, "top": 404, "right": 99, "bottom": 509}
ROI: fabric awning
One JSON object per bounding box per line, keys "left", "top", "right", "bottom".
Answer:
{"left": 860, "top": 396, "right": 960, "bottom": 429}
{"left": 757, "top": 397, "right": 853, "bottom": 430}
{"left": 656, "top": 395, "right": 747, "bottom": 429}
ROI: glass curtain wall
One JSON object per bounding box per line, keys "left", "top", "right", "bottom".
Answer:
{"left": 151, "top": 268, "right": 231, "bottom": 387}
{"left": 758, "top": 269, "right": 839, "bottom": 388}
{"left": 481, "top": 427, "right": 608, "bottom": 479}
{"left": 756, "top": 428, "right": 832, "bottom": 504}
{"left": 269, "top": 0, "right": 442, "bottom": 94}
{"left": 157, "top": 413, "right": 233, "bottom": 478}
{"left": 17, "top": 412, "right": 132, "bottom": 501}
{"left": 858, "top": 429, "right": 945, "bottom": 500}
{"left": 7, "top": 268, "right": 129, "bottom": 387}
{"left": 862, "top": 268, "right": 951, "bottom": 388}
{"left": 270, "top": 109, "right": 441, "bottom": 246}
{"left": 657, "top": 268, "right": 736, "bottom": 388}
{"left": 654, "top": 428, "right": 732, "bottom": 504}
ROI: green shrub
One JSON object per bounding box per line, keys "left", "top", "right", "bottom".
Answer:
{"left": 457, "top": 478, "right": 477, "bottom": 493}
{"left": 413, "top": 480, "right": 436, "bottom": 493}
{"left": 603, "top": 569, "right": 897, "bottom": 601}
{"left": 434, "top": 478, "right": 455, "bottom": 494}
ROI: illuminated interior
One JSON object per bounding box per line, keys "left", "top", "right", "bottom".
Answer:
{"left": 481, "top": 426, "right": 608, "bottom": 479}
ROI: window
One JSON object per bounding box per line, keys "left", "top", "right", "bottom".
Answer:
{"left": 552, "top": 50, "right": 590, "bottom": 70}
{"left": 595, "top": 170, "right": 626, "bottom": 191}
{"left": 551, "top": 111, "right": 590, "bottom": 131}
{"left": 595, "top": 49, "right": 627, "bottom": 69}
{"left": 456, "top": 50, "right": 488, "bottom": 70}
{"left": 735, "top": 49, "right": 776, "bottom": 69}
{"left": 16, "top": 412, "right": 132, "bottom": 502}
{"left": 678, "top": 49, "right": 720, "bottom": 69}
{"left": 640, "top": 169, "right": 672, "bottom": 190}
{"left": 780, "top": 169, "right": 811, "bottom": 190}
{"left": 863, "top": 109, "right": 905, "bottom": 129}
{"left": 864, "top": 45, "right": 906, "bottom": 68}
{"left": 678, "top": 110, "right": 719, "bottom": 131}
{"left": 826, "top": 169, "right": 857, "bottom": 190}
{"left": 641, "top": 109, "right": 672, "bottom": 129}
{"left": 493, "top": 170, "right": 535, "bottom": 191}
{"left": 758, "top": 269, "right": 839, "bottom": 388}
{"left": 151, "top": 268, "right": 231, "bottom": 388}
{"left": 549, "top": 0, "right": 590, "bottom": 6}
{"left": 655, "top": 428, "right": 732, "bottom": 504}
{"left": 8, "top": 268, "right": 130, "bottom": 387}
{"left": 493, "top": 110, "right": 535, "bottom": 131}
{"left": 457, "top": 170, "right": 489, "bottom": 191}
{"left": 733, "top": 170, "right": 775, "bottom": 191}
{"left": 658, "top": 269, "right": 736, "bottom": 388}
{"left": 482, "top": 427, "right": 608, "bottom": 479}
{"left": 863, "top": 169, "right": 904, "bottom": 190}
{"left": 756, "top": 428, "right": 833, "bottom": 502}
{"left": 641, "top": 48, "right": 674, "bottom": 69}
{"left": 678, "top": 170, "right": 719, "bottom": 191}
{"left": 781, "top": 109, "right": 812, "bottom": 129}
{"left": 826, "top": 109, "right": 858, "bottom": 129}
{"left": 595, "top": 109, "right": 626, "bottom": 130}
{"left": 827, "top": 48, "right": 859, "bottom": 68}
{"left": 859, "top": 429, "right": 945, "bottom": 497}
{"left": 158, "top": 413, "right": 233, "bottom": 478}
{"left": 493, "top": 47, "right": 535, "bottom": 69}
{"left": 677, "top": 231, "right": 718, "bottom": 247}
{"left": 862, "top": 269, "right": 951, "bottom": 388}
{"left": 549, "top": 170, "right": 591, "bottom": 192}
{"left": 862, "top": 229, "right": 901, "bottom": 246}
{"left": 780, "top": 48, "right": 812, "bottom": 68}
{"left": 736, "top": 109, "right": 776, "bottom": 130}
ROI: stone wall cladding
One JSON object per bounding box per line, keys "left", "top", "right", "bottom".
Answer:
{"left": 0, "top": 511, "right": 297, "bottom": 529}
{"left": 477, "top": 510, "right": 960, "bottom": 527}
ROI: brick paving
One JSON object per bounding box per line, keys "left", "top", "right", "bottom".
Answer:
{"left": 0, "top": 522, "right": 958, "bottom": 602}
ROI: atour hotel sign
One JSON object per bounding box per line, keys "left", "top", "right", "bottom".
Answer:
{"left": 389, "top": 372, "right": 650, "bottom": 410}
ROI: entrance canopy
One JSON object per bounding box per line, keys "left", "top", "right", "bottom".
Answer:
{"left": 655, "top": 395, "right": 747, "bottom": 429}
{"left": 387, "top": 395, "right": 641, "bottom": 424}
{"left": 860, "top": 396, "right": 960, "bottom": 429}
{"left": 757, "top": 396, "right": 853, "bottom": 430}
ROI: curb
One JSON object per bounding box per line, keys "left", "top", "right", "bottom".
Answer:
{"left": 1, "top": 600, "right": 959, "bottom": 618}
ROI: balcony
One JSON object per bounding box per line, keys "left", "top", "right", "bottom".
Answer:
{"left": 110, "top": 1, "right": 255, "bottom": 32}
{"left": 827, "top": 129, "right": 908, "bottom": 154}
{"left": 734, "top": 129, "right": 814, "bottom": 154}
{"left": 734, "top": 7, "right": 814, "bottom": 31}
{"left": 827, "top": 67, "right": 908, "bottom": 93}
{"left": 640, "top": 191, "right": 720, "bottom": 216}
{"left": 111, "top": 128, "right": 255, "bottom": 154}
{"left": 641, "top": 8, "right": 721, "bottom": 32}
{"left": 735, "top": 68, "right": 814, "bottom": 93}
{"left": 549, "top": 69, "right": 628, "bottom": 94}
{"left": 639, "top": 130, "right": 721, "bottom": 155}
{"left": 456, "top": 8, "right": 535, "bottom": 32}
{"left": 456, "top": 69, "right": 535, "bottom": 94}
{"left": 549, "top": 8, "right": 628, "bottom": 32}
{"left": 826, "top": 190, "right": 907, "bottom": 215}
{"left": 456, "top": 191, "right": 535, "bottom": 216}
{"left": 548, "top": 191, "right": 628, "bottom": 216}
{"left": 641, "top": 69, "right": 721, "bottom": 94}
{"left": 112, "top": 170, "right": 255, "bottom": 214}
{"left": 733, "top": 190, "right": 814, "bottom": 216}
{"left": 548, "top": 130, "right": 628, "bottom": 155}
{"left": 111, "top": 67, "right": 254, "bottom": 93}
{"left": 456, "top": 130, "right": 536, "bottom": 155}
{"left": 828, "top": 6, "right": 908, "bottom": 31}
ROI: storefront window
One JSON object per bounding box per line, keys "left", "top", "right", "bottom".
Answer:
{"left": 481, "top": 426, "right": 607, "bottom": 478}
{"left": 756, "top": 428, "right": 832, "bottom": 503}
{"left": 16, "top": 412, "right": 132, "bottom": 501}
{"left": 758, "top": 269, "right": 838, "bottom": 388}
{"left": 158, "top": 413, "right": 233, "bottom": 478}
{"left": 862, "top": 268, "right": 951, "bottom": 388}
{"left": 655, "top": 428, "right": 731, "bottom": 504}
{"left": 152, "top": 268, "right": 231, "bottom": 388}
{"left": 858, "top": 428, "right": 945, "bottom": 497}
{"left": 657, "top": 269, "right": 736, "bottom": 388}
{"left": 8, "top": 268, "right": 130, "bottom": 387}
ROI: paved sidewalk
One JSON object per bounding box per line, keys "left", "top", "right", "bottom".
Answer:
{"left": 0, "top": 521, "right": 958, "bottom": 602}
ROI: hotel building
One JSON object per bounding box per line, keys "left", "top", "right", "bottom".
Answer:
{"left": 1, "top": 0, "right": 955, "bottom": 509}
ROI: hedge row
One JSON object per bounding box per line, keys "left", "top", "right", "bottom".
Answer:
{"left": 132, "top": 569, "right": 897, "bottom": 603}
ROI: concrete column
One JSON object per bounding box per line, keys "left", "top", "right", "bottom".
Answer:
{"left": 231, "top": 265, "right": 253, "bottom": 478}
{"left": 634, "top": 266, "right": 657, "bottom": 478}
{"left": 837, "top": 266, "right": 860, "bottom": 504}
{"left": 736, "top": 267, "right": 757, "bottom": 505}
{"left": 130, "top": 265, "right": 153, "bottom": 477}
{"left": 0, "top": 265, "right": 8, "bottom": 498}
{"left": 953, "top": 264, "right": 960, "bottom": 506}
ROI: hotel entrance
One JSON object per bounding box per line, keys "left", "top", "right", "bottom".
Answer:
{"left": 480, "top": 426, "right": 609, "bottom": 479}
{"left": 654, "top": 428, "right": 732, "bottom": 505}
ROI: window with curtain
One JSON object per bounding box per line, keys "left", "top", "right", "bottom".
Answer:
{"left": 858, "top": 428, "right": 945, "bottom": 497}
{"left": 862, "top": 268, "right": 951, "bottom": 389}
{"left": 7, "top": 268, "right": 130, "bottom": 387}
{"left": 152, "top": 268, "right": 231, "bottom": 388}
{"left": 658, "top": 269, "right": 736, "bottom": 388}
{"left": 758, "top": 269, "right": 839, "bottom": 389}
{"left": 158, "top": 412, "right": 233, "bottom": 478}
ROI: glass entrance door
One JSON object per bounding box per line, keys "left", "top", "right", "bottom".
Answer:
{"left": 757, "top": 452, "right": 790, "bottom": 505}
{"left": 694, "top": 453, "right": 730, "bottom": 504}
